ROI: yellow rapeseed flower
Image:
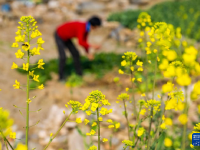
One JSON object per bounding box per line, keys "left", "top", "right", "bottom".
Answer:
{"left": 86, "top": 110, "right": 92, "bottom": 115}
{"left": 131, "top": 78, "right": 135, "bottom": 82}
{"left": 102, "top": 138, "right": 108, "bottom": 142}
{"left": 98, "top": 117, "right": 103, "bottom": 121}
{"left": 92, "top": 122, "right": 97, "bottom": 126}
{"left": 140, "top": 109, "right": 146, "bottom": 115}
{"left": 38, "top": 84, "right": 44, "bottom": 89}
{"left": 88, "top": 145, "right": 97, "bottom": 150}
{"left": 86, "top": 129, "right": 96, "bottom": 136}
{"left": 13, "top": 80, "right": 20, "bottom": 89}
{"left": 162, "top": 82, "right": 174, "bottom": 93}
{"left": 15, "top": 143, "right": 27, "bottom": 150}
{"left": 26, "top": 98, "right": 32, "bottom": 104}
{"left": 22, "top": 63, "right": 29, "bottom": 71}
{"left": 160, "top": 123, "right": 167, "bottom": 129}
{"left": 29, "top": 71, "right": 34, "bottom": 77}
{"left": 188, "top": 132, "right": 192, "bottom": 140}
{"left": 137, "top": 78, "right": 142, "bottom": 82}
{"left": 12, "top": 42, "right": 19, "bottom": 47}
{"left": 164, "top": 138, "right": 172, "bottom": 147}
{"left": 138, "top": 67, "right": 143, "bottom": 71}
{"left": 115, "top": 122, "right": 120, "bottom": 129}
{"left": 178, "top": 114, "right": 187, "bottom": 125}
{"left": 37, "top": 59, "right": 45, "bottom": 69}
{"left": 136, "top": 60, "right": 143, "bottom": 67}
{"left": 118, "top": 69, "right": 124, "bottom": 74}
{"left": 33, "top": 75, "right": 39, "bottom": 82}
{"left": 107, "top": 119, "right": 113, "bottom": 123}
{"left": 137, "top": 127, "right": 145, "bottom": 137}
{"left": 76, "top": 118, "right": 82, "bottom": 124}
{"left": 122, "top": 140, "right": 133, "bottom": 146}
{"left": 84, "top": 119, "right": 90, "bottom": 125}
{"left": 15, "top": 49, "right": 24, "bottom": 59}
{"left": 11, "top": 62, "right": 18, "bottom": 69}
{"left": 121, "top": 60, "right": 127, "bottom": 66}
{"left": 10, "top": 132, "right": 16, "bottom": 139}
{"left": 165, "top": 118, "right": 173, "bottom": 126}
{"left": 117, "top": 93, "right": 129, "bottom": 100}
{"left": 22, "top": 42, "right": 30, "bottom": 51}
{"left": 30, "top": 47, "right": 40, "bottom": 56}
{"left": 108, "top": 125, "right": 114, "bottom": 128}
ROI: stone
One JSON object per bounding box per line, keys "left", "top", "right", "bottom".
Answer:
{"left": 29, "top": 141, "right": 43, "bottom": 150}
{"left": 65, "top": 122, "right": 77, "bottom": 129}
{"left": 75, "top": 2, "right": 105, "bottom": 14}
{"left": 38, "top": 130, "right": 47, "bottom": 139}
{"left": 117, "top": 144, "right": 124, "bottom": 150}
{"left": 106, "top": 2, "right": 119, "bottom": 10}
{"left": 48, "top": 0, "right": 60, "bottom": 9}
{"left": 10, "top": 1, "right": 23, "bottom": 10}
{"left": 103, "top": 21, "right": 120, "bottom": 29}
{"left": 129, "top": 0, "right": 150, "bottom": 5}
{"left": 44, "top": 12, "right": 63, "bottom": 23}
{"left": 124, "top": 4, "right": 139, "bottom": 10}
{"left": 68, "top": 129, "right": 84, "bottom": 150}
{"left": 34, "top": 4, "right": 48, "bottom": 17}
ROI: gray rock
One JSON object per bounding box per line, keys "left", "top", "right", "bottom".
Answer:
{"left": 129, "top": 0, "right": 150, "bottom": 4}
{"left": 68, "top": 129, "right": 84, "bottom": 150}
{"left": 48, "top": 0, "right": 60, "bottom": 9}
{"left": 75, "top": 2, "right": 105, "bottom": 14}
{"left": 117, "top": 143, "right": 124, "bottom": 150}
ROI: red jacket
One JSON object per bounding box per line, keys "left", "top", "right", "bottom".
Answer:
{"left": 57, "top": 21, "right": 90, "bottom": 53}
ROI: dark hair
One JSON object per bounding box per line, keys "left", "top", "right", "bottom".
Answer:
{"left": 88, "top": 16, "right": 102, "bottom": 27}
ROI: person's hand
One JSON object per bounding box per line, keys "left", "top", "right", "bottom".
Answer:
{"left": 91, "top": 44, "right": 101, "bottom": 50}
{"left": 87, "top": 53, "right": 94, "bottom": 61}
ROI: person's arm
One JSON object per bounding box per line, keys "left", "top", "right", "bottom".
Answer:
{"left": 77, "top": 27, "right": 90, "bottom": 53}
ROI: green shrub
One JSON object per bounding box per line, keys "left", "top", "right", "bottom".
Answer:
{"left": 108, "top": 0, "right": 200, "bottom": 41}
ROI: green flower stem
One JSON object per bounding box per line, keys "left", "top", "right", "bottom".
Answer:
{"left": 97, "top": 108, "right": 101, "bottom": 150}
{"left": 26, "top": 24, "right": 30, "bottom": 149}
{"left": 0, "top": 129, "right": 14, "bottom": 150}
{"left": 147, "top": 107, "right": 153, "bottom": 150}
{"left": 130, "top": 71, "right": 137, "bottom": 121}
{"left": 147, "top": 54, "right": 158, "bottom": 150}
{"left": 129, "top": 57, "right": 137, "bottom": 122}
{"left": 4, "top": 140, "right": 9, "bottom": 150}
{"left": 144, "top": 30, "right": 149, "bottom": 100}
{"left": 182, "top": 86, "right": 188, "bottom": 150}
{"left": 43, "top": 112, "right": 72, "bottom": 150}
{"left": 123, "top": 99, "right": 130, "bottom": 140}
{"left": 109, "top": 135, "right": 113, "bottom": 150}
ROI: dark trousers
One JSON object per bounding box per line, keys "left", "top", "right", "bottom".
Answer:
{"left": 54, "top": 32, "right": 82, "bottom": 80}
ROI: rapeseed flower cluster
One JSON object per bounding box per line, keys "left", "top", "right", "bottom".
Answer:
{"left": 165, "top": 89, "right": 184, "bottom": 111}
{"left": 137, "top": 12, "right": 152, "bottom": 30}
{"left": 82, "top": 90, "right": 112, "bottom": 149}
{"left": 11, "top": 16, "right": 45, "bottom": 91}
{"left": 0, "top": 108, "right": 13, "bottom": 136}
{"left": 193, "top": 123, "right": 200, "bottom": 133}
{"left": 67, "top": 100, "right": 82, "bottom": 114}
{"left": 122, "top": 140, "right": 134, "bottom": 149}
{"left": 144, "top": 99, "right": 161, "bottom": 114}
{"left": 81, "top": 90, "right": 112, "bottom": 116}
{"left": 190, "top": 81, "right": 200, "bottom": 100}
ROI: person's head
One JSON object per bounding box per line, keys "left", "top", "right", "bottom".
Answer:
{"left": 88, "top": 16, "right": 102, "bottom": 30}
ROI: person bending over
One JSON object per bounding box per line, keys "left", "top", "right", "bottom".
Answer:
{"left": 54, "top": 16, "right": 102, "bottom": 81}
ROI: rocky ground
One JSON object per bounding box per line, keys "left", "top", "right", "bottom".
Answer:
{"left": 1, "top": 0, "right": 198, "bottom": 150}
